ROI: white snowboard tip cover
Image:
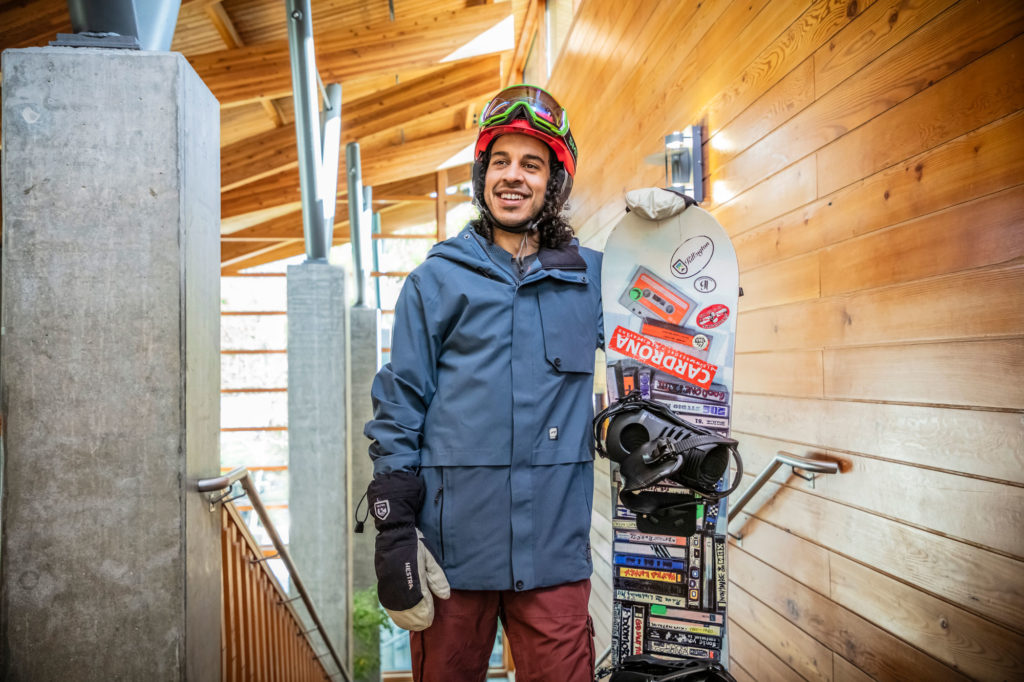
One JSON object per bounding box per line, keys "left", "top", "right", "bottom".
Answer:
{"left": 625, "top": 187, "right": 690, "bottom": 221}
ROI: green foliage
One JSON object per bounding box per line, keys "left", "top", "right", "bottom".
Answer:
{"left": 352, "top": 584, "right": 392, "bottom": 681}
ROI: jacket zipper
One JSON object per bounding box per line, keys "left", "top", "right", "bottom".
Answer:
{"left": 434, "top": 486, "right": 445, "bottom": 562}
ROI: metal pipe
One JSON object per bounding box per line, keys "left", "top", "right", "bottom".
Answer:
{"left": 727, "top": 451, "right": 840, "bottom": 524}
{"left": 319, "top": 82, "right": 343, "bottom": 253}
{"left": 346, "top": 142, "right": 370, "bottom": 307}
{"left": 196, "top": 469, "right": 352, "bottom": 682}
{"left": 285, "top": 0, "right": 328, "bottom": 262}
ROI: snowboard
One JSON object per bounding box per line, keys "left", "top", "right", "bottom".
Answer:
{"left": 599, "top": 188, "right": 739, "bottom": 666}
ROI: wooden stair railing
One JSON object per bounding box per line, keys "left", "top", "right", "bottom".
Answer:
{"left": 200, "top": 468, "right": 352, "bottom": 682}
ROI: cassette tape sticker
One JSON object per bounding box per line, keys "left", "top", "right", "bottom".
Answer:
{"left": 610, "top": 326, "right": 718, "bottom": 389}
{"left": 619, "top": 266, "right": 696, "bottom": 326}
{"left": 696, "top": 304, "right": 730, "bottom": 330}
{"left": 670, "top": 236, "right": 714, "bottom": 279}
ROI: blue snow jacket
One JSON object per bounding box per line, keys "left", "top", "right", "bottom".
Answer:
{"left": 365, "top": 225, "right": 603, "bottom": 592}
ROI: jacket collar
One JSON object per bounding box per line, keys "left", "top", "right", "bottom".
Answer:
{"left": 430, "top": 226, "right": 587, "bottom": 278}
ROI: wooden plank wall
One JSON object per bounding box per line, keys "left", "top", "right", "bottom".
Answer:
{"left": 550, "top": 1, "right": 1024, "bottom": 678}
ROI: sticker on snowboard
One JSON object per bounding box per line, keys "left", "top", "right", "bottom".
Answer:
{"left": 598, "top": 188, "right": 741, "bottom": 667}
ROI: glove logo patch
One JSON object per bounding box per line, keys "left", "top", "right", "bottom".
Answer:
{"left": 373, "top": 499, "right": 391, "bottom": 521}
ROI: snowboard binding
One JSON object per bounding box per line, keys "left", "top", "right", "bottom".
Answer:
{"left": 594, "top": 391, "right": 743, "bottom": 535}
{"left": 597, "top": 654, "right": 738, "bottom": 681}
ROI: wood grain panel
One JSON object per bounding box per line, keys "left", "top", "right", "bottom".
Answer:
{"left": 704, "top": 0, "right": 867, "bottom": 144}
{"left": 734, "top": 350, "right": 824, "bottom": 397}
{"left": 710, "top": 155, "right": 817, "bottom": 238}
{"left": 817, "top": 32, "right": 1024, "bottom": 195}
{"left": 730, "top": 545, "right": 971, "bottom": 681}
{"left": 729, "top": 583, "right": 834, "bottom": 682}
{"left": 822, "top": 339, "right": 1024, "bottom": 408}
{"left": 733, "top": 111, "right": 1024, "bottom": 271}
{"left": 728, "top": 512, "right": 831, "bottom": 595}
{"left": 829, "top": 553, "right": 1024, "bottom": 679}
{"left": 733, "top": 432, "right": 1024, "bottom": 557}
{"left": 728, "top": 618, "right": 806, "bottom": 682}
{"left": 737, "top": 251, "right": 820, "bottom": 312}
{"left": 832, "top": 655, "right": 875, "bottom": 682}
{"left": 742, "top": 478, "right": 1024, "bottom": 628}
{"left": 707, "top": 58, "right": 816, "bottom": 171}
{"left": 732, "top": 394, "right": 1024, "bottom": 483}
{"left": 707, "top": 0, "right": 1024, "bottom": 207}
{"left": 188, "top": 4, "right": 513, "bottom": 106}
{"left": 813, "top": 0, "right": 957, "bottom": 95}
{"left": 819, "top": 185, "right": 1024, "bottom": 295}
{"left": 737, "top": 263, "right": 1024, "bottom": 353}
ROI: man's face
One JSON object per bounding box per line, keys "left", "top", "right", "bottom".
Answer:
{"left": 483, "top": 133, "right": 551, "bottom": 228}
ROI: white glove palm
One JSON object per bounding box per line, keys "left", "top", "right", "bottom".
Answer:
{"left": 384, "top": 531, "right": 450, "bottom": 631}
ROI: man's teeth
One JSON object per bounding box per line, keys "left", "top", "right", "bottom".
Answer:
{"left": 500, "top": 193, "right": 525, "bottom": 200}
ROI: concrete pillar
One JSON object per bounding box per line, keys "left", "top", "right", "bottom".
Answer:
{"left": 0, "top": 48, "right": 220, "bottom": 680}
{"left": 287, "top": 262, "right": 351, "bottom": 666}
{"left": 349, "top": 305, "right": 381, "bottom": 680}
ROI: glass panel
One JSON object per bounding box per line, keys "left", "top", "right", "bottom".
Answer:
{"left": 220, "top": 430, "right": 289, "bottom": 469}
{"left": 222, "top": 314, "right": 287, "bottom": 350}
{"left": 221, "top": 391, "right": 288, "bottom": 429}
{"left": 221, "top": 276, "right": 288, "bottom": 312}
{"left": 222, "top": 353, "right": 288, "bottom": 389}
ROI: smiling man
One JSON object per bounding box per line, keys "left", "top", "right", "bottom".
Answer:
{"left": 364, "top": 85, "right": 603, "bottom": 681}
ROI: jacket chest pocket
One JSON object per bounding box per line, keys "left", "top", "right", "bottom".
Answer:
{"left": 538, "top": 283, "right": 597, "bottom": 374}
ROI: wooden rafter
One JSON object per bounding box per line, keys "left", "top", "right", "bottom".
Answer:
{"left": 204, "top": 0, "right": 283, "bottom": 127}
{"left": 220, "top": 54, "right": 501, "bottom": 190}
{"left": 221, "top": 129, "right": 476, "bottom": 219}
{"left": 508, "top": 0, "right": 542, "bottom": 86}
{"left": 188, "top": 3, "right": 512, "bottom": 107}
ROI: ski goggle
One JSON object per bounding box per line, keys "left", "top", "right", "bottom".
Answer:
{"left": 480, "top": 85, "right": 570, "bottom": 137}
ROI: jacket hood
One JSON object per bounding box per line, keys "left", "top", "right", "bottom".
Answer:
{"left": 625, "top": 187, "right": 691, "bottom": 220}
{"left": 427, "top": 225, "right": 585, "bottom": 276}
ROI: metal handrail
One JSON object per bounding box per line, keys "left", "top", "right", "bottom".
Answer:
{"left": 727, "top": 450, "right": 840, "bottom": 536}
{"left": 198, "top": 467, "right": 353, "bottom": 682}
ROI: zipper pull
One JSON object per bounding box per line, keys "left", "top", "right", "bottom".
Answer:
{"left": 434, "top": 487, "right": 443, "bottom": 504}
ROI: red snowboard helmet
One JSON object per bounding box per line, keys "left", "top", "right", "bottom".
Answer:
{"left": 473, "top": 85, "right": 577, "bottom": 216}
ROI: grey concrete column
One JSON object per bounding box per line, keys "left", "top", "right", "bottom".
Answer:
{"left": 287, "top": 262, "right": 351, "bottom": 667}
{"left": 0, "top": 48, "right": 220, "bottom": 680}
{"left": 349, "top": 305, "right": 381, "bottom": 681}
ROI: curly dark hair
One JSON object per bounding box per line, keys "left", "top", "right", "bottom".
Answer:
{"left": 471, "top": 156, "right": 575, "bottom": 249}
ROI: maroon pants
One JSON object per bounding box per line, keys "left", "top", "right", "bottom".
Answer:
{"left": 409, "top": 579, "right": 595, "bottom": 682}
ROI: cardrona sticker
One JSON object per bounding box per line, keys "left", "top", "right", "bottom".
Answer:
{"left": 696, "top": 304, "right": 730, "bottom": 329}
{"left": 670, "top": 236, "right": 714, "bottom": 279}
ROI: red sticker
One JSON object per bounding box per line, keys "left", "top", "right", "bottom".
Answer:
{"left": 696, "top": 304, "right": 730, "bottom": 329}
{"left": 610, "top": 326, "right": 718, "bottom": 388}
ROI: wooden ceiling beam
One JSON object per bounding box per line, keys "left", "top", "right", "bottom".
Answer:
{"left": 220, "top": 55, "right": 501, "bottom": 189}
{"left": 222, "top": 130, "right": 476, "bottom": 219}
{"left": 508, "top": 0, "right": 542, "bottom": 86}
{"left": 189, "top": 3, "right": 512, "bottom": 107}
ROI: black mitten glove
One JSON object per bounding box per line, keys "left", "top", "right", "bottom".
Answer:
{"left": 368, "top": 471, "right": 450, "bottom": 631}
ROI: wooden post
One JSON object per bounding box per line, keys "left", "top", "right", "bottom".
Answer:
{"left": 435, "top": 169, "right": 448, "bottom": 242}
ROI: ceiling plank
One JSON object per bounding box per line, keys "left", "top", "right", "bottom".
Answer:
{"left": 222, "top": 130, "right": 476, "bottom": 219}
{"left": 508, "top": 0, "right": 542, "bottom": 86}
{"left": 188, "top": 3, "right": 512, "bottom": 106}
{"left": 220, "top": 54, "right": 501, "bottom": 189}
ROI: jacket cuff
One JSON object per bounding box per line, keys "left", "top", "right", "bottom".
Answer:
{"left": 372, "top": 452, "right": 422, "bottom": 477}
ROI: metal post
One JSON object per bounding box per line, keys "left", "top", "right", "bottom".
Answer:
{"left": 286, "top": 0, "right": 328, "bottom": 262}
{"left": 320, "top": 83, "right": 343, "bottom": 255}
{"left": 371, "top": 212, "right": 382, "bottom": 309}
{"left": 346, "top": 142, "right": 370, "bottom": 307}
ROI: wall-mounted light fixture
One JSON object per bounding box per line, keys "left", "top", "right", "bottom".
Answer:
{"left": 665, "top": 126, "right": 703, "bottom": 203}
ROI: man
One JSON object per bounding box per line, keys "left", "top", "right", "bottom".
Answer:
{"left": 364, "top": 85, "right": 602, "bottom": 681}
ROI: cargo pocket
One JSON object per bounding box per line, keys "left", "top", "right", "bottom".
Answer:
{"left": 538, "top": 285, "right": 597, "bottom": 374}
